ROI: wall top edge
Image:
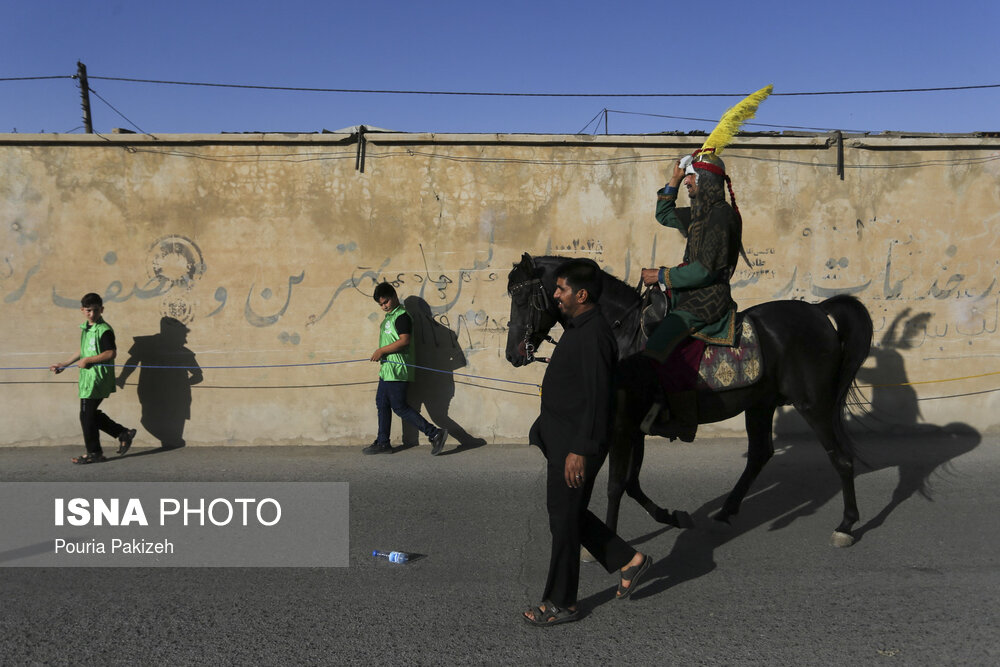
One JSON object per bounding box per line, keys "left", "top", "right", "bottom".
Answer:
{"left": 0, "top": 131, "right": 996, "bottom": 149}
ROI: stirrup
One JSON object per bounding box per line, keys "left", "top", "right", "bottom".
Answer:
{"left": 640, "top": 403, "right": 666, "bottom": 435}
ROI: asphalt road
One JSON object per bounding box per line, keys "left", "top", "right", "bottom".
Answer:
{"left": 1, "top": 429, "right": 997, "bottom": 666}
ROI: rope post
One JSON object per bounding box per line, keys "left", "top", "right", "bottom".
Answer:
{"left": 76, "top": 61, "right": 93, "bottom": 134}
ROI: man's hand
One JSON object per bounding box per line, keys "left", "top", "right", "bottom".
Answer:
{"left": 641, "top": 268, "right": 661, "bottom": 286}
{"left": 669, "top": 160, "right": 685, "bottom": 187}
{"left": 564, "top": 452, "right": 586, "bottom": 488}
{"left": 369, "top": 349, "right": 383, "bottom": 362}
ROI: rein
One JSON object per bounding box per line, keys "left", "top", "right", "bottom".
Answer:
{"left": 611, "top": 278, "right": 646, "bottom": 329}
{"left": 509, "top": 276, "right": 557, "bottom": 364}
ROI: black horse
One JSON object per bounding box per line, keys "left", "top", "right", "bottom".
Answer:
{"left": 506, "top": 253, "right": 873, "bottom": 547}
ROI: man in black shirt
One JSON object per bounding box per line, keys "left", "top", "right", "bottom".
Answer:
{"left": 522, "top": 260, "right": 652, "bottom": 627}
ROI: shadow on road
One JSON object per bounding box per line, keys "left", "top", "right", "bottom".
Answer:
{"left": 593, "top": 306, "right": 981, "bottom": 602}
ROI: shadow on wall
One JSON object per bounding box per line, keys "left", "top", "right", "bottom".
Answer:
{"left": 854, "top": 307, "right": 934, "bottom": 430}
{"left": 117, "top": 317, "right": 203, "bottom": 450}
{"left": 400, "top": 296, "right": 487, "bottom": 453}
{"left": 771, "top": 307, "right": 980, "bottom": 540}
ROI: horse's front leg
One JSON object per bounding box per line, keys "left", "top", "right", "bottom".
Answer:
{"left": 610, "top": 389, "right": 694, "bottom": 529}
{"left": 604, "top": 390, "right": 633, "bottom": 534}
{"left": 715, "top": 404, "right": 777, "bottom": 525}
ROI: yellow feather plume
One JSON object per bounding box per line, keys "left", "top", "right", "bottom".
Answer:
{"left": 700, "top": 84, "right": 773, "bottom": 156}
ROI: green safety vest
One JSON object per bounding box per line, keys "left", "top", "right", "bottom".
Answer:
{"left": 378, "top": 306, "right": 414, "bottom": 382}
{"left": 78, "top": 321, "right": 116, "bottom": 399}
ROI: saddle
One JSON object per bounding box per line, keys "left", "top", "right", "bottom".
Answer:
{"left": 695, "top": 316, "right": 762, "bottom": 391}
{"left": 640, "top": 287, "right": 763, "bottom": 392}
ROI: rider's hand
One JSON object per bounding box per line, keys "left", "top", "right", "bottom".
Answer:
{"left": 669, "top": 161, "right": 685, "bottom": 187}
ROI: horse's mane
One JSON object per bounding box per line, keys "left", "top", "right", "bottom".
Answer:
{"left": 534, "top": 255, "right": 640, "bottom": 306}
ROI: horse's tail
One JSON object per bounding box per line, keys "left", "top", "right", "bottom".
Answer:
{"left": 819, "top": 295, "right": 873, "bottom": 460}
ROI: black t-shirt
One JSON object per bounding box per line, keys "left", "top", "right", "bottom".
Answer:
{"left": 394, "top": 312, "right": 413, "bottom": 336}
{"left": 538, "top": 306, "right": 617, "bottom": 457}
{"left": 86, "top": 324, "right": 116, "bottom": 353}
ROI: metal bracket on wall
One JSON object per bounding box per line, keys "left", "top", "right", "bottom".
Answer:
{"left": 835, "top": 130, "right": 844, "bottom": 180}
{"left": 355, "top": 125, "right": 367, "bottom": 173}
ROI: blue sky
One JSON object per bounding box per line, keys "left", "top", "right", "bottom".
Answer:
{"left": 3, "top": 0, "right": 998, "bottom": 135}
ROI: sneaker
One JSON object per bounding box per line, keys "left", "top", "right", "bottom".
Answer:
{"left": 363, "top": 440, "right": 393, "bottom": 455}
{"left": 430, "top": 428, "right": 449, "bottom": 456}
{"left": 117, "top": 428, "right": 137, "bottom": 455}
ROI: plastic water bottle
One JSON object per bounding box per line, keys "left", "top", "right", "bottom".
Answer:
{"left": 372, "top": 549, "right": 409, "bottom": 564}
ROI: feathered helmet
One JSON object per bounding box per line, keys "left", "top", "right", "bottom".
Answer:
{"left": 681, "top": 84, "right": 773, "bottom": 267}
{"left": 681, "top": 85, "right": 772, "bottom": 180}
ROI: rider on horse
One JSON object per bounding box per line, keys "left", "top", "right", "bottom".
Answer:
{"left": 643, "top": 148, "right": 743, "bottom": 357}
{"left": 627, "top": 85, "right": 772, "bottom": 441}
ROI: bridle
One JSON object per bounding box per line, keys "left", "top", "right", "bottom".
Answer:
{"left": 508, "top": 275, "right": 557, "bottom": 364}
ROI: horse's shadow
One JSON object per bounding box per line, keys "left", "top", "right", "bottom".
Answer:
{"left": 584, "top": 308, "right": 981, "bottom": 601}
{"left": 399, "top": 296, "right": 487, "bottom": 454}
{"left": 593, "top": 418, "right": 981, "bottom": 602}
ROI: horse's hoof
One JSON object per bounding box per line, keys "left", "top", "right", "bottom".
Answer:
{"left": 830, "top": 531, "right": 855, "bottom": 548}
{"left": 580, "top": 546, "right": 597, "bottom": 563}
{"left": 712, "top": 513, "right": 732, "bottom": 526}
{"left": 671, "top": 510, "right": 695, "bottom": 529}
{"left": 652, "top": 508, "right": 676, "bottom": 525}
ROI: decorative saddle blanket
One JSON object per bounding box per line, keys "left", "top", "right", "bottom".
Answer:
{"left": 650, "top": 315, "right": 763, "bottom": 393}
{"left": 696, "top": 316, "right": 762, "bottom": 391}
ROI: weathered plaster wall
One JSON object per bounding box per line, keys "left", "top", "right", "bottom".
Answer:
{"left": 2, "top": 132, "right": 998, "bottom": 446}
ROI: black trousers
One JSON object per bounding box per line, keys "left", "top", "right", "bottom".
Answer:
{"left": 79, "top": 398, "right": 126, "bottom": 456}
{"left": 541, "top": 449, "right": 636, "bottom": 607}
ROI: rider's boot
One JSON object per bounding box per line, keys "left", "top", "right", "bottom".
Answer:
{"left": 648, "top": 390, "right": 698, "bottom": 442}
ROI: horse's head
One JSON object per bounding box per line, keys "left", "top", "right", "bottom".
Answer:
{"left": 505, "top": 252, "right": 558, "bottom": 367}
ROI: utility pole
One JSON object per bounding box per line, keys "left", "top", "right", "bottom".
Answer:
{"left": 77, "top": 61, "right": 93, "bottom": 133}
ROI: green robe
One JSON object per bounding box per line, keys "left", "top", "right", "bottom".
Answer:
{"left": 654, "top": 188, "right": 740, "bottom": 346}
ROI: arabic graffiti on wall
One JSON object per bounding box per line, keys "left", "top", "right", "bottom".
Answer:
{"left": 4, "top": 219, "right": 998, "bottom": 355}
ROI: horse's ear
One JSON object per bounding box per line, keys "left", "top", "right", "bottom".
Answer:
{"left": 521, "top": 252, "right": 532, "bottom": 264}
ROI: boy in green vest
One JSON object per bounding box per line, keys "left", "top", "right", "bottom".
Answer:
{"left": 366, "top": 283, "right": 448, "bottom": 455}
{"left": 50, "top": 293, "right": 136, "bottom": 464}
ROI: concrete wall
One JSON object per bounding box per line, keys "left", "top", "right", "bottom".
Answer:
{"left": 2, "top": 131, "right": 999, "bottom": 446}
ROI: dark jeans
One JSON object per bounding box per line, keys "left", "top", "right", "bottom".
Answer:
{"left": 79, "top": 398, "right": 126, "bottom": 456}
{"left": 375, "top": 379, "right": 436, "bottom": 445}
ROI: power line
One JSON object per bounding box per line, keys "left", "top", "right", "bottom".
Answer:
{"left": 4, "top": 73, "right": 1000, "bottom": 97}
{"left": 602, "top": 109, "right": 870, "bottom": 134}
{"left": 577, "top": 108, "right": 607, "bottom": 134}
{"left": 86, "top": 86, "right": 149, "bottom": 136}
{"left": 79, "top": 76, "right": 1000, "bottom": 98}
{"left": 5, "top": 71, "right": 998, "bottom": 135}
{"left": 0, "top": 75, "right": 74, "bottom": 82}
